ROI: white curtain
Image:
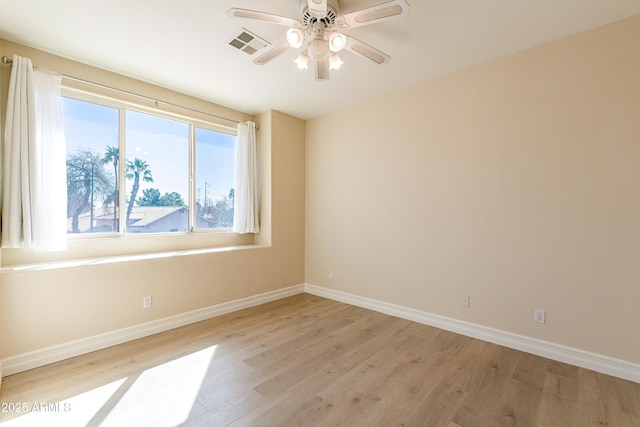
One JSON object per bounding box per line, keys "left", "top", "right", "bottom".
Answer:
{"left": 1, "top": 55, "right": 67, "bottom": 251}
{"left": 233, "top": 121, "right": 259, "bottom": 234}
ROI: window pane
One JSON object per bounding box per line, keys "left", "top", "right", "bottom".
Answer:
{"left": 195, "top": 128, "right": 236, "bottom": 230}
{"left": 64, "top": 97, "right": 119, "bottom": 234}
{"left": 125, "top": 110, "right": 189, "bottom": 233}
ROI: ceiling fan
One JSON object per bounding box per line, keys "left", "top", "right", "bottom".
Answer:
{"left": 227, "top": 0, "right": 410, "bottom": 81}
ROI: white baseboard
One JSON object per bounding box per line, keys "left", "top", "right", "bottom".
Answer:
{"left": 1, "top": 284, "right": 305, "bottom": 377}
{"left": 304, "top": 283, "right": 640, "bottom": 384}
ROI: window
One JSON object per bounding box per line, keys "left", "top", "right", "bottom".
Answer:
{"left": 64, "top": 97, "right": 119, "bottom": 234}
{"left": 63, "top": 92, "right": 237, "bottom": 237}
{"left": 195, "top": 128, "right": 236, "bottom": 230}
{"left": 125, "top": 110, "right": 189, "bottom": 234}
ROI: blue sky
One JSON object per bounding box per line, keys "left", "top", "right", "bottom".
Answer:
{"left": 63, "top": 97, "right": 236, "bottom": 205}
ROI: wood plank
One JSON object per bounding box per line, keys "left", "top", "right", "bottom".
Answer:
{"left": 536, "top": 360, "right": 581, "bottom": 427}
{"left": 494, "top": 351, "right": 546, "bottom": 426}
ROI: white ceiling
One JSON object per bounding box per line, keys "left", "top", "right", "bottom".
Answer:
{"left": 1, "top": 1, "right": 639, "bottom": 120}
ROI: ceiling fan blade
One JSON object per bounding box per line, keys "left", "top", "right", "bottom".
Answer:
{"left": 253, "top": 41, "right": 291, "bottom": 65}
{"left": 336, "top": 0, "right": 409, "bottom": 29}
{"left": 315, "top": 57, "right": 330, "bottom": 81}
{"left": 227, "top": 8, "right": 301, "bottom": 27}
{"left": 344, "top": 36, "right": 391, "bottom": 65}
{"left": 307, "top": 0, "right": 328, "bottom": 19}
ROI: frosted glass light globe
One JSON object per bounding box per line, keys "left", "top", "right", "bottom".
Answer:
{"left": 329, "top": 53, "right": 343, "bottom": 70}
{"left": 307, "top": 38, "right": 330, "bottom": 61}
{"left": 287, "top": 28, "right": 304, "bottom": 49}
{"left": 329, "top": 31, "right": 346, "bottom": 52}
{"left": 294, "top": 52, "right": 309, "bottom": 69}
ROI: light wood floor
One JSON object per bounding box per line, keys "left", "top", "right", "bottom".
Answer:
{"left": 1, "top": 294, "right": 638, "bottom": 426}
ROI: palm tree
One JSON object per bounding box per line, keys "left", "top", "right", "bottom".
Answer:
{"left": 102, "top": 146, "right": 119, "bottom": 230}
{"left": 126, "top": 158, "right": 153, "bottom": 223}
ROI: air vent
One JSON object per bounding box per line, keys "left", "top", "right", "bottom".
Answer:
{"left": 228, "top": 29, "right": 269, "bottom": 55}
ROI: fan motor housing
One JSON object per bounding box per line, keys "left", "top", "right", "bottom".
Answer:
{"left": 300, "top": 0, "right": 340, "bottom": 26}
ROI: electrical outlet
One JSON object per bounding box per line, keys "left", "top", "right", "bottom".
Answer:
{"left": 143, "top": 296, "right": 152, "bottom": 309}
{"left": 328, "top": 270, "right": 334, "bottom": 279}
{"left": 461, "top": 295, "right": 470, "bottom": 307}
{"left": 534, "top": 309, "right": 545, "bottom": 324}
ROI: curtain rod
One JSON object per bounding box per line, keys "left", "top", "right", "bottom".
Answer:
{"left": 1, "top": 55, "right": 257, "bottom": 129}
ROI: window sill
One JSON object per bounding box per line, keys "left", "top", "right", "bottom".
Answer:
{"left": 0, "top": 230, "right": 256, "bottom": 268}
{"left": 0, "top": 244, "right": 268, "bottom": 273}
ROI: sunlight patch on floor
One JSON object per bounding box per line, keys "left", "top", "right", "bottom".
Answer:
{"left": 0, "top": 378, "right": 127, "bottom": 427}
{"left": 0, "top": 345, "right": 217, "bottom": 427}
{"left": 99, "top": 345, "right": 217, "bottom": 426}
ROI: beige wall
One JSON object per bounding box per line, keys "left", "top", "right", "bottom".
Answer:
{"left": 0, "top": 41, "right": 306, "bottom": 359}
{"left": 305, "top": 16, "right": 640, "bottom": 364}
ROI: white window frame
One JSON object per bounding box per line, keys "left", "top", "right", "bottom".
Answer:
{"left": 62, "top": 87, "right": 238, "bottom": 239}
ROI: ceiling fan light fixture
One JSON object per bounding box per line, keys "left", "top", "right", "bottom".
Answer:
{"left": 228, "top": 0, "right": 411, "bottom": 81}
{"left": 328, "top": 31, "right": 346, "bottom": 52}
{"left": 329, "top": 53, "right": 343, "bottom": 70}
{"left": 286, "top": 27, "right": 305, "bottom": 48}
{"left": 294, "top": 51, "right": 310, "bottom": 69}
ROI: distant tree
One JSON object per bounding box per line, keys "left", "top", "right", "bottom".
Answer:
{"left": 67, "top": 149, "right": 113, "bottom": 233}
{"left": 210, "top": 188, "right": 235, "bottom": 227}
{"left": 159, "top": 192, "right": 186, "bottom": 207}
{"left": 126, "top": 158, "right": 153, "bottom": 222}
{"left": 138, "top": 188, "right": 162, "bottom": 206}
{"left": 138, "top": 188, "right": 185, "bottom": 207}
{"left": 225, "top": 188, "right": 236, "bottom": 226}
{"left": 196, "top": 185, "right": 234, "bottom": 228}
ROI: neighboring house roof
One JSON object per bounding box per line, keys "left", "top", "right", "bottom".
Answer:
{"left": 127, "top": 206, "right": 185, "bottom": 227}
{"left": 68, "top": 207, "right": 115, "bottom": 232}
{"left": 69, "top": 206, "right": 186, "bottom": 232}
